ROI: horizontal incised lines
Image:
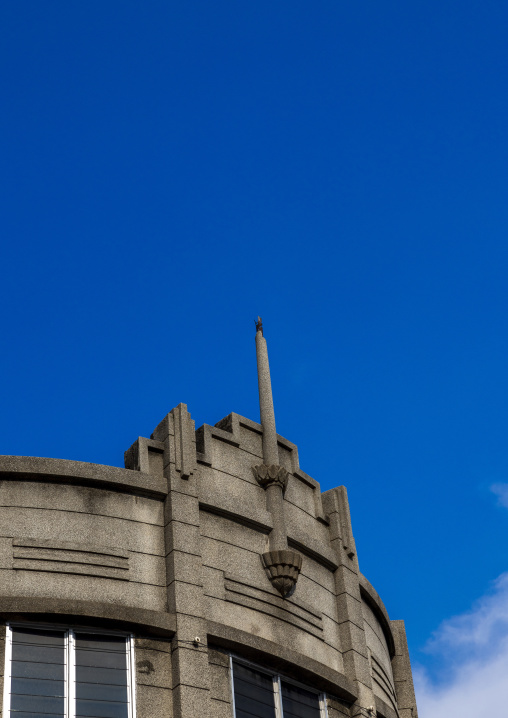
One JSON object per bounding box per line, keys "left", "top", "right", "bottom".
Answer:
{"left": 12, "top": 538, "right": 130, "bottom": 581}
{"left": 370, "top": 654, "right": 397, "bottom": 710}
{"left": 201, "top": 530, "right": 337, "bottom": 601}
{"left": 224, "top": 573, "right": 324, "bottom": 640}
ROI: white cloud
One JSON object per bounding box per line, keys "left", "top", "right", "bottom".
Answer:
{"left": 415, "top": 573, "right": 508, "bottom": 718}
{"left": 490, "top": 482, "right": 508, "bottom": 509}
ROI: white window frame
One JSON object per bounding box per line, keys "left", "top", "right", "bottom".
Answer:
{"left": 229, "top": 653, "right": 328, "bottom": 718}
{"left": 3, "top": 622, "right": 136, "bottom": 718}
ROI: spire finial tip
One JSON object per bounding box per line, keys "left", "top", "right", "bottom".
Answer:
{"left": 255, "top": 316, "right": 263, "bottom": 335}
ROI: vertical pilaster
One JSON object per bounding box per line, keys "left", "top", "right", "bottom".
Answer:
{"left": 152, "top": 403, "right": 213, "bottom": 718}
{"left": 391, "top": 620, "right": 419, "bottom": 718}
{"left": 323, "top": 487, "right": 376, "bottom": 717}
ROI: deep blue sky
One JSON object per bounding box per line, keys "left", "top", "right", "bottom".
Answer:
{"left": 1, "top": 0, "right": 508, "bottom": 684}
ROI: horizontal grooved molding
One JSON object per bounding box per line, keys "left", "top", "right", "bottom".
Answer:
{"left": 371, "top": 654, "right": 397, "bottom": 708}
{"left": 12, "top": 538, "right": 130, "bottom": 580}
{"left": 224, "top": 573, "right": 323, "bottom": 639}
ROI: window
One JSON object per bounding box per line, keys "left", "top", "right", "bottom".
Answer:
{"left": 2, "top": 624, "right": 136, "bottom": 718}
{"left": 231, "top": 658, "right": 328, "bottom": 718}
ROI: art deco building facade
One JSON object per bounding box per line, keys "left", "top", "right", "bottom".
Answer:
{"left": 0, "top": 324, "right": 418, "bottom": 718}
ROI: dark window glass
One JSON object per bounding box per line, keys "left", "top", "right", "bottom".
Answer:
{"left": 75, "top": 666, "right": 127, "bottom": 686}
{"left": 10, "top": 628, "right": 65, "bottom": 718}
{"left": 76, "top": 682, "right": 127, "bottom": 702}
{"left": 11, "top": 661, "right": 64, "bottom": 681}
{"left": 74, "top": 633, "right": 128, "bottom": 718}
{"left": 11, "top": 678, "right": 65, "bottom": 697}
{"left": 75, "top": 700, "right": 128, "bottom": 718}
{"left": 233, "top": 662, "right": 276, "bottom": 718}
{"left": 281, "top": 681, "right": 321, "bottom": 718}
{"left": 10, "top": 693, "right": 65, "bottom": 713}
{"left": 11, "top": 629, "right": 64, "bottom": 647}
{"left": 75, "top": 636, "right": 128, "bottom": 652}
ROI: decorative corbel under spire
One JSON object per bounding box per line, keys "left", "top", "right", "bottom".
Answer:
{"left": 253, "top": 317, "right": 302, "bottom": 598}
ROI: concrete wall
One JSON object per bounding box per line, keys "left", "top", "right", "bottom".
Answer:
{"left": 135, "top": 636, "right": 173, "bottom": 717}
{"left": 0, "top": 404, "right": 418, "bottom": 718}
{"left": 0, "top": 480, "right": 165, "bottom": 612}
{"left": 362, "top": 600, "right": 397, "bottom": 714}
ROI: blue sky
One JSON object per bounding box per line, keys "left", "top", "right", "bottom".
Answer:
{"left": 1, "top": 2, "right": 508, "bottom": 711}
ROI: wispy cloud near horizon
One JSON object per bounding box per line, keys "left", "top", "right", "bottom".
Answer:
{"left": 415, "top": 573, "right": 508, "bottom": 717}
{"left": 490, "top": 482, "right": 508, "bottom": 509}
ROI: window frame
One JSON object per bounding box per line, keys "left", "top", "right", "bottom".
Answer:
{"left": 229, "top": 653, "right": 329, "bottom": 718}
{"left": 2, "top": 622, "right": 137, "bottom": 718}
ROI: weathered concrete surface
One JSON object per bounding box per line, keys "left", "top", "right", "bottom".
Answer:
{"left": 0, "top": 402, "right": 418, "bottom": 718}
{"left": 391, "top": 619, "right": 419, "bottom": 718}
{"left": 0, "top": 455, "right": 167, "bottom": 498}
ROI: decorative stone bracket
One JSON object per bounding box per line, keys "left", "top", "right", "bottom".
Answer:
{"left": 255, "top": 463, "right": 302, "bottom": 597}
{"left": 252, "top": 464, "right": 289, "bottom": 493}
{"left": 262, "top": 550, "right": 302, "bottom": 598}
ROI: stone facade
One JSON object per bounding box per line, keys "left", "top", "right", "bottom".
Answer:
{"left": 0, "top": 327, "right": 419, "bottom": 718}
{"left": 0, "top": 407, "right": 418, "bottom": 718}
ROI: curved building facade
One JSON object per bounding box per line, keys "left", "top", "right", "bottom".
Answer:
{"left": 0, "top": 326, "right": 418, "bottom": 718}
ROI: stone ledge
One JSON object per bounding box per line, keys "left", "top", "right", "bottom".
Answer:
{"left": 0, "top": 456, "right": 167, "bottom": 500}
{"left": 288, "top": 532, "right": 338, "bottom": 571}
{"left": 206, "top": 619, "right": 357, "bottom": 703}
{"left": 198, "top": 491, "right": 337, "bottom": 570}
{"left": 0, "top": 596, "right": 176, "bottom": 636}
{"left": 358, "top": 573, "right": 395, "bottom": 658}
{"left": 198, "top": 491, "right": 273, "bottom": 534}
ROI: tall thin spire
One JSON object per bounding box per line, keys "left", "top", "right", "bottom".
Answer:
{"left": 253, "top": 317, "right": 302, "bottom": 598}
{"left": 255, "top": 316, "right": 279, "bottom": 466}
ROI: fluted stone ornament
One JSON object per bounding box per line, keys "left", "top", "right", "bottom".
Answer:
{"left": 262, "top": 549, "right": 303, "bottom": 598}
{"left": 253, "top": 464, "right": 289, "bottom": 493}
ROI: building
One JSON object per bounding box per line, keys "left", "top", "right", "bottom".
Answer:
{"left": 0, "top": 321, "right": 418, "bottom": 718}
